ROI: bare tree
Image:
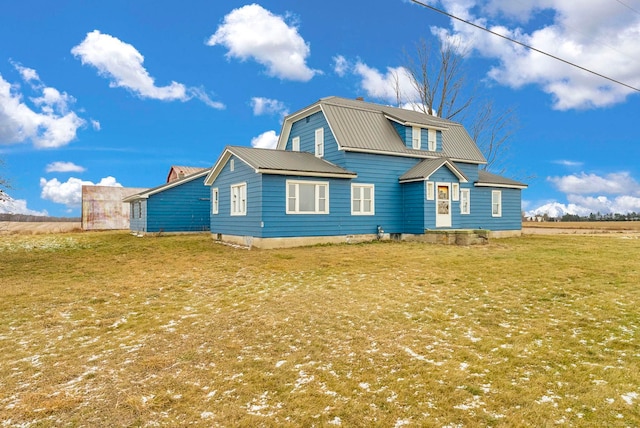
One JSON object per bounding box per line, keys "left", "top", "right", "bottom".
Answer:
{"left": 401, "top": 38, "right": 516, "bottom": 173}
{"left": 0, "top": 158, "right": 12, "bottom": 201}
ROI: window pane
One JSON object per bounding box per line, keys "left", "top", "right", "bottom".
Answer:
{"left": 299, "top": 183, "right": 316, "bottom": 212}
{"left": 364, "top": 200, "right": 371, "bottom": 212}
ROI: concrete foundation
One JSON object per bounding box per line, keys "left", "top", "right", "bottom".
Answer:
{"left": 212, "top": 229, "right": 521, "bottom": 249}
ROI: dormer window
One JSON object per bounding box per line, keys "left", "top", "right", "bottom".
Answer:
{"left": 292, "top": 136, "right": 300, "bottom": 152}
{"left": 412, "top": 126, "right": 421, "bottom": 149}
{"left": 428, "top": 129, "right": 437, "bottom": 151}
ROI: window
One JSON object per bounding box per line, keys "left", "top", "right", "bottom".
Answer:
{"left": 492, "top": 190, "right": 502, "bottom": 217}
{"left": 352, "top": 184, "right": 375, "bottom": 215}
{"left": 131, "top": 201, "right": 142, "bottom": 219}
{"left": 426, "top": 181, "right": 435, "bottom": 200}
{"left": 315, "top": 128, "right": 324, "bottom": 157}
{"left": 292, "top": 136, "right": 300, "bottom": 152}
{"left": 212, "top": 188, "right": 219, "bottom": 214}
{"left": 230, "top": 159, "right": 235, "bottom": 172}
{"left": 428, "top": 129, "right": 437, "bottom": 151}
{"left": 286, "top": 180, "right": 329, "bottom": 214}
{"left": 231, "top": 183, "right": 246, "bottom": 216}
{"left": 452, "top": 183, "right": 459, "bottom": 201}
{"left": 460, "top": 188, "right": 470, "bottom": 215}
{"left": 412, "top": 126, "right": 421, "bottom": 149}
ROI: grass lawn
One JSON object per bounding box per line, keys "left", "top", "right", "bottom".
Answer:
{"left": 1, "top": 231, "right": 639, "bottom": 427}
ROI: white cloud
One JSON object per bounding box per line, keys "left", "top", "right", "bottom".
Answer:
{"left": 45, "top": 161, "right": 86, "bottom": 173}
{"left": 333, "top": 55, "right": 350, "bottom": 77}
{"left": 189, "top": 87, "right": 226, "bottom": 110}
{"left": 0, "top": 192, "right": 48, "bottom": 216}
{"left": 72, "top": 30, "right": 188, "bottom": 101}
{"left": 251, "top": 130, "right": 278, "bottom": 149}
{"left": 0, "top": 67, "right": 86, "bottom": 148}
{"left": 40, "top": 176, "right": 121, "bottom": 208}
{"left": 207, "top": 4, "right": 319, "bottom": 81}
{"left": 548, "top": 172, "right": 640, "bottom": 195}
{"left": 528, "top": 170, "right": 640, "bottom": 217}
{"left": 91, "top": 119, "right": 101, "bottom": 130}
{"left": 344, "top": 60, "right": 419, "bottom": 106}
{"left": 430, "top": 0, "right": 640, "bottom": 110}
{"left": 251, "top": 97, "right": 288, "bottom": 117}
{"left": 552, "top": 159, "right": 583, "bottom": 167}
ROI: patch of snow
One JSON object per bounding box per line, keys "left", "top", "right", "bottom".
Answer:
{"left": 328, "top": 416, "right": 342, "bottom": 425}
{"left": 621, "top": 392, "right": 638, "bottom": 405}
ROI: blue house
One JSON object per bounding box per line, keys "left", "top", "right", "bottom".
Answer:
{"left": 204, "top": 96, "right": 526, "bottom": 248}
{"left": 124, "top": 168, "right": 211, "bottom": 234}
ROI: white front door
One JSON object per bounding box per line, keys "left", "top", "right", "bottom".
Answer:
{"left": 436, "top": 183, "right": 451, "bottom": 228}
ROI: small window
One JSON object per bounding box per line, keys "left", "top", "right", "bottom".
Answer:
{"left": 426, "top": 181, "right": 435, "bottom": 200}
{"left": 492, "top": 190, "right": 502, "bottom": 217}
{"left": 292, "top": 136, "right": 300, "bottom": 152}
{"left": 452, "top": 183, "right": 459, "bottom": 201}
{"left": 286, "top": 180, "right": 329, "bottom": 214}
{"left": 230, "top": 159, "right": 235, "bottom": 172}
{"left": 352, "top": 184, "right": 375, "bottom": 215}
{"left": 231, "top": 183, "right": 246, "bottom": 216}
{"left": 315, "top": 128, "right": 324, "bottom": 157}
{"left": 460, "top": 188, "right": 470, "bottom": 215}
{"left": 412, "top": 126, "right": 421, "bottom": 149}
{"left": 212, "top": 188, "right": 219, "bottom": 215}
{"left": 428, "top": 129, "right": 437, "bottom": 151}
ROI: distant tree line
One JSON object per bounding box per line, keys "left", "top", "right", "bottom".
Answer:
{"left": 0, "top": 213, "right": 80, "bottom": 222}
{"left": 527, "top": 212, "right": 640, "bottom": 222}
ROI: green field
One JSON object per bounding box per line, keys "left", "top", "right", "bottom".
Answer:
{"left": 1, "top": 232, "right": 639, "bottom": 426}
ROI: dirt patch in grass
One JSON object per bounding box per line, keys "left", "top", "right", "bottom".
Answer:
{"left": 1, "top": 232, "right": 639, "bottom": 426}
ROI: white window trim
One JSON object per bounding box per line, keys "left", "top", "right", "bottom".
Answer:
{"left": 230, "top": 159, "right": 235, "bottom": 172}
{"left": 426, "top": 181, "right": 435, "bottom": 200}
{"left": 292, "top": 136, "right": 300, "bottom": 152}
{"left": 452, "top": 183, "right": 459, "bottom": 201}
{"left": 351, "top": 184, "right": 375, "bottom": 215}
{"left": 315, "top": 128, "right": 324, "bottom": 158}
{"left": 412, "top": 126, "right": 421, "bottom": 149}
{"left": 492, "top": 190, "right": 502, "bottom": 217}
{"left": 428, "top": 129, "right": 437, "bottom": 151}
{"left": 230, "top": 182, "right": 247, "bottom": 216}
{"left": 460, "top": 188, "right": 470, "bottom": 215}
{"left": 286, "top": 180, "right": 329, "bottom": 214}
{"left": 212, "top": 188, "right": 219, "bottom": 215}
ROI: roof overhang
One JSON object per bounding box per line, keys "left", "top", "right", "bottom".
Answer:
{"left": 124, "top": 169, "right": 211, "bottom": 202}
{"left": 474, "top": 182, "right": 528, "bottom": 190}
{"left": 276, "top": 103, "right": 323, "bottom": 150}
{"left": 399, "top": 159, "right": 469, "bottom": 184}
{"left": 384, "top": 115, "right": 449, "bottom": 131}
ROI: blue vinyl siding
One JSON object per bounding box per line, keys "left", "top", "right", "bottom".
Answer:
{"left": 286, "top": 111, "right": 346, "bottom": 165}
{"left": 466, "top": 187, "right": 522, "bottom": 230}
{"left": 145, "top": 177, "right": 210, "bottom": 233}
{"left": 209, "top": 155, "right": 263, "bottom": 237}
{"left": 391, "top": 123, "right": 442, "bottom": 152}
{"left": 260, "top": 174, "right": 353, "bottom": 238}
{"left": 343, "top": 152, "right": 418, "bottom": 234}
{"left": 402, "top": 181, "right": 425, "bottom": 233}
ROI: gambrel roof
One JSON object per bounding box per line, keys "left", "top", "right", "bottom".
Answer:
{"left": 277, "top": 96, "right": 487, "bottom": 164}
{"left": 204, "top": 146, "right": 357, "bottom": 185}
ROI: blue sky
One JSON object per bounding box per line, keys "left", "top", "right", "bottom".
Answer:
{"left": 1, "top": 0, "right": 639, "bottom": 218}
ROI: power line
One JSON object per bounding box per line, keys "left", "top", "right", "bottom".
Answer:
{"left": 409, "top": 0, "right": 640, "bottom": 93}
{"left": 613, "top": 0, "right": 640, "bottom": 16}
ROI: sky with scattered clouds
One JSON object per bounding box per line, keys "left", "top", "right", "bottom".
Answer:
{"left": 1, "top": 0, "right": 639, "bottom": 217}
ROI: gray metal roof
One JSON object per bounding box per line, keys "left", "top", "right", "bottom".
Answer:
{"left": 399, "top": 158, "right": 468, "bottom": 183}
{"left": 477, "top": 170, "right": 527, "bottom": 189}
{"left": 211, "top": 146, "right": 357, "bottom": 181}
{"left": 315, "top": 96, "right": 487, "bottom": 163}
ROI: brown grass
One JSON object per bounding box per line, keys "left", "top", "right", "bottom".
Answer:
{"left": 1, "top": 231, "right": 639, "bottom": 426}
